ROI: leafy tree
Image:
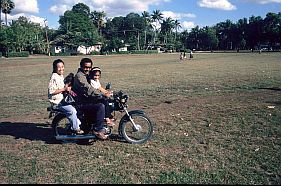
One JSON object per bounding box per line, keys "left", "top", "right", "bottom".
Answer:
{"left": 91, "top": 10, "right": 106, "bottom": 36}
{"left": 57, "top": 3, "right": 100, "bottom": 51}
{"left": 200, "top": 26, "right": 218, "bottom": 50}
{"left": 103, "top": 16, "right": 126, "bottom": 43}
{"left": 104, "top": 13, "right": 147, "bottom": 51}
{"left": 72, "top": 3, "right": 90, "bottom": 16}
{"left": 104, "top": 37, "right": 124, "bottom": 52}
{"left": 214, "top": 20, "right": 235, "bottom": 50}
{"left": 263, "top": 12, "right": 281, "bottom": 50}
{"left": 247, "top": 15, "right": 263, "bottom": 50}
{"left": 0, "top": 27, "right": 8, "bottom": 55}
{"left": 124, "top": 13, "right": 146, "bottom": 50}
{"left": 180, "top": 29, "right": 189, "bottom": 49}
{"left": 7, "top": 16, "right": 45, "bottom": 53}
{"left": 236, "top": 18, "right": 248, "bottom": 50}
{"left": 188, "top": 26, "right": 200, "bottom": 50}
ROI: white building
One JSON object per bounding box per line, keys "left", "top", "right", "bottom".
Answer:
{"left": 50, "top": 43, "right": 102, "bottom": 55}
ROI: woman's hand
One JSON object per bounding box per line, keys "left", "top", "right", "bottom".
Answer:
{"left": 103, "top": 90, "right": 112, "bottom": 98}
{"left": 64, "top": 85, "right": 71, "bottom": 92}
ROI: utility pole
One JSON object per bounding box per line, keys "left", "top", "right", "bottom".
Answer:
{"left": 0, "top": 0, "right": 2, "bottom": 29}
{"left": 44, "top": 19, "right": 50, "bottom": 56}
{"left": 137, "top": 30, "right": 140, "bottom": 50}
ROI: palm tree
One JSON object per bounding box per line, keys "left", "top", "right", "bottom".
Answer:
{"left": 141, "top": 11, "right": 151, "bottom": 48}
{"left": 161, "top": 17, "right": 174, "bottom": 45}
{"left": 1, "top": 0, "right": 15, "bottom": 26}
{"left": 174, "top": 19, "right": 181, "bottom": 40}
{"left": 151, "top": 10, "right": 163, "bottom": 45}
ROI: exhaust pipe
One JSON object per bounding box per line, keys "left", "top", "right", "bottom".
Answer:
{"left": 55, "top": 134, "right": 96, "bottom": 141}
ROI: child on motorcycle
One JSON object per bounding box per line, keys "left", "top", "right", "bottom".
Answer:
{"left": 89, "top": 67, "right": 115, "bottom": 127}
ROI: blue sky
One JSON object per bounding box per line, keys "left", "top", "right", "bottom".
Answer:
{"left": 3, "top": 0, "right": 281, "bottom": 31}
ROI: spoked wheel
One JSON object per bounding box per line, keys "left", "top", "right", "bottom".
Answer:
{"left": 119, "top": 113, "right": 154, "bottom": 144}
{"left": 52, "top": 114, "right": 73, "bottom": 142}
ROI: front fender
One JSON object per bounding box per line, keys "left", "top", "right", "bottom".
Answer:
{"left": 127, "top": 110, "right": 146, "bottom": 116}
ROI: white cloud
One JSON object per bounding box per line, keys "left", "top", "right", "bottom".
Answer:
{"left": 2, "top": 13, "right": 47, "bottom": 27}
{"left": 161, "top": 11, "right": 196, "bottom": 31}
{"left": 162, "top": 11, "right": 196, "bottom": 20}
{"left": 46, "top": 0, "right": 196, "bottom": 30}
{"left": 28, "top": 15, "right": 47, "bottom": 27}
{"left": 49, "top": 4, "right": 72, "bottom": 15}
{"left": 48, "top": 0, "right": 170, "bottom": 17}
{"left": 181, "top": 21, "right": 196, "bottom": 31}
{"left": 197, "top": 0, "right": 237, "bottom": 10}
{"left": 12, "top": 0, "right": 39, "bottom": 14}
{"left": 245, "top": 0, "right": 281, "bottom": 4}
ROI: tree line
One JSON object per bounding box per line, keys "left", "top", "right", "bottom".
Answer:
{"left": 0, "top": 1, "right": 280, "bottom": 57}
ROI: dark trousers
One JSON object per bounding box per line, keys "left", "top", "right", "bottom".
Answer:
{"left": 100, "top": 99, "right": 113, "bottom": 119}
{"left": 91, "top": 98, "right": 113, "bottom": 119}
{"left": 79, "top": 103, "right": 105, "bottom": 132}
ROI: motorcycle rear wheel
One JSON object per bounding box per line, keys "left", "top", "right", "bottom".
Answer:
{"left": 52, "top": 114, "right": 74, "bottom": 142}
{"left": 119, "top": 113, "right": 154, "bottom": 144}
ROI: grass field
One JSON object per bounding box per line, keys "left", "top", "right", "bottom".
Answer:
{"left": 0, "top": 52, "right": 280, "bottom": 184}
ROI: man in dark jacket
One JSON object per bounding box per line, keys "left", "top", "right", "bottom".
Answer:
{"left": 73, "top": 58, "right": 107, "bottom": 140}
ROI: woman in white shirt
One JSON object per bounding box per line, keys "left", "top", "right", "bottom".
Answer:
{"left": 48, "top": 59, "right": 84, "bottom": 134}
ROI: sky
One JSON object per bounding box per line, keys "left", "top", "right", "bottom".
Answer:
{"left": 2, "top": 0, "right": 281, "bottom": 31}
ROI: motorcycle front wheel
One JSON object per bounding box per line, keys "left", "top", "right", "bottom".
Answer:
{"left": 119, "top": 113, "right": 154, "bottom": 144}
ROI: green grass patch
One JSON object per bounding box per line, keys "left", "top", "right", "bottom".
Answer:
{"left": 0, "top": 53, "right": 280, "bottom": 184}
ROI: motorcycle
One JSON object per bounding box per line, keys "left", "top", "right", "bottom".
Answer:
{"left": 47, "top": 85, "right": 154, "bottom": 144}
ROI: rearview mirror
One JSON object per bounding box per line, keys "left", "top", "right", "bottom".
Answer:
{"left": 105, "top": 83, "right": 111, "bottom": 90}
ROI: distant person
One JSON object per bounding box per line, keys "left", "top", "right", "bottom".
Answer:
{"left": 89, "top": 67, "right": 115, "bottom": 127}
{"left": 183, "top": 52, "right": 187, "bottom": 59}
{"left": 189, "top": 50, "right": 194, "bottom": 59}
{"left": 179, "top": 52, "right": 184, "bottom": 61}
{"left": 48, "top": 59, "right": 84, "bottom": 135}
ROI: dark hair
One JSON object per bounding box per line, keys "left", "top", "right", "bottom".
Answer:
{"left": 52, "top": 59, "right": 64, "bottom": 73}
{"left": 80, "top": 58, "right": 93, "bottom": 68}
{"left": 64, "top": 73, "right": 75, "bottom": 86}
{"left": 89, "top": 67, "right": 101, "bottom": 78}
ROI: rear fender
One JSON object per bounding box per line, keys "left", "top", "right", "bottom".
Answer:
{"left": 51, "top": 113, "right": 66, "bottom": 128}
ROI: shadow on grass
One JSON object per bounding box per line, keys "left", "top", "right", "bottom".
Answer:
{"left": 258, "top": 87, "right": 281, "bottom": 106}
{"left": 0, "top": 122, "right": 126, "bottom": 145}
{"left": 0, "top": 122, "right": 57, "bottom": 144}
{"left": 258, "top": 87, "right": 281, "bottom": 91}
{"left": 265, "top": 101, "right": 281, "bottom": 106}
